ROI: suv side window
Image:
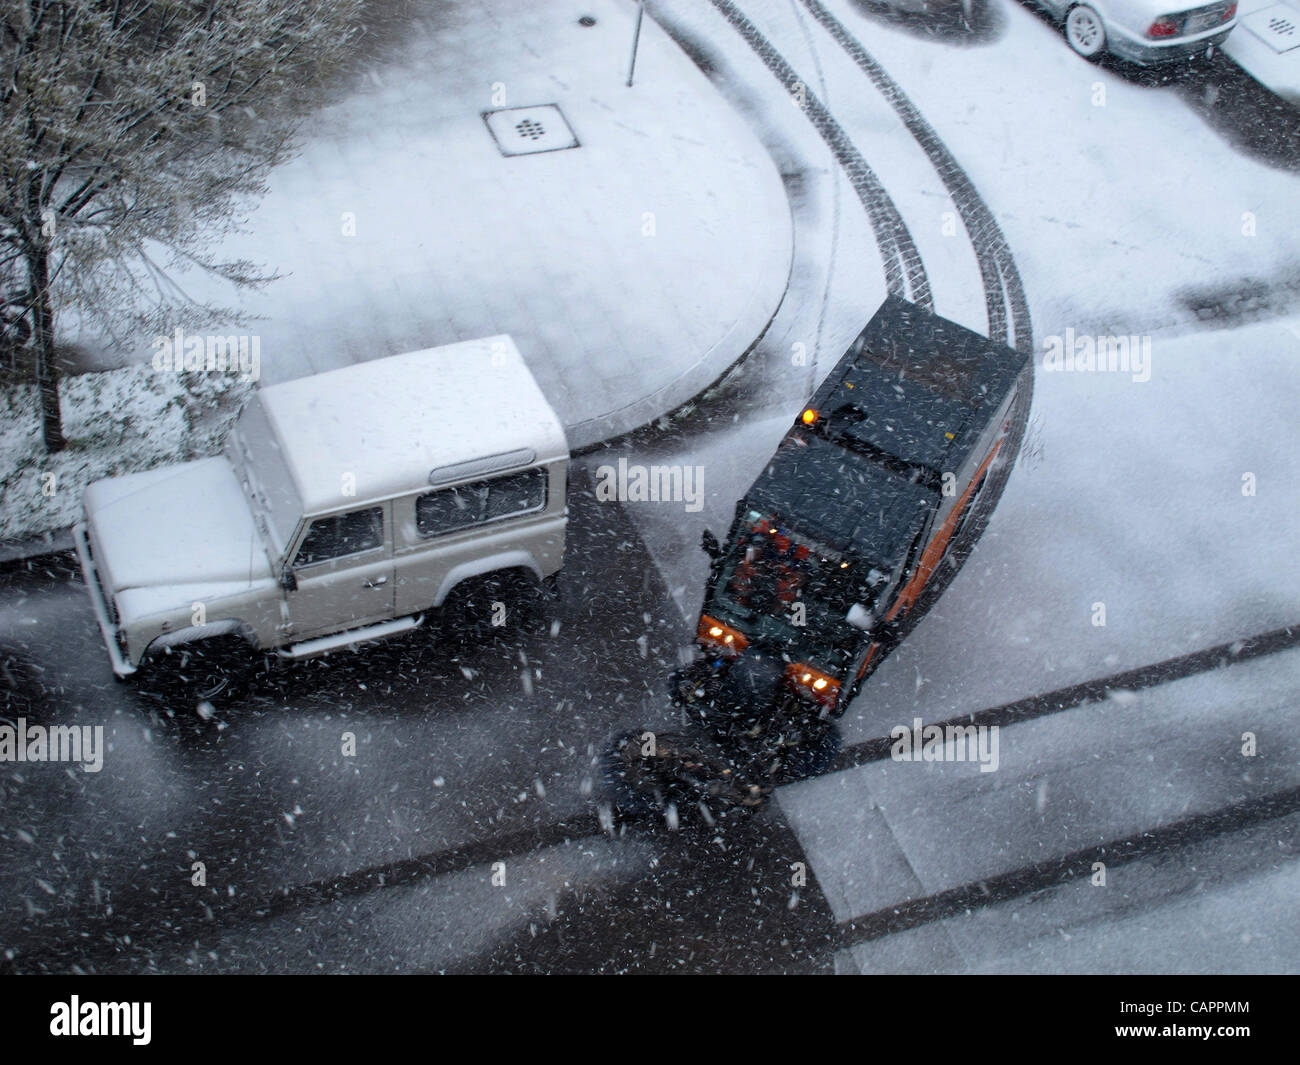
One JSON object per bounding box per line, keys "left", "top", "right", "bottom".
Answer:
{"left": 417, "top": 468, "right": 547, "bottom": 539}
{"left": 294, "top": 506, "right": 384, "bottom": 567}
{"left": 416, "top": 482, "right": 489, "bottom": 537}
{"left": 485, "top": 467, "right": 548, "bottom": 521}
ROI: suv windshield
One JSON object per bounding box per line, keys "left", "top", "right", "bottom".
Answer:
{"left": 711, "top": 511, "right": 881, "bottom": 657}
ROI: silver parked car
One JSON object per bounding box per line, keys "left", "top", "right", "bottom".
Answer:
{"left": 75, "top": 336, "right": 569, "bottom": 691}
{"left": 1039, "top": 0, "right": 1238, "bottom": 63}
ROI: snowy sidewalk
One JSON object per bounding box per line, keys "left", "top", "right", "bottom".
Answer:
{"left": 110, "top": 0, "right": 793, "bottom": 450}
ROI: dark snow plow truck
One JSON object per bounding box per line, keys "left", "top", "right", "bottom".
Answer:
{"left": 605, "top": 296, "right": 1032, "bottom": 825}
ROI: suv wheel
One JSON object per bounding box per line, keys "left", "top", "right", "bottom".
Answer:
{"left": 440, "top": 569, "right": 550, "bottom": 644}
{"left": 144, "top": 639, "right": 249, "bottom": 712}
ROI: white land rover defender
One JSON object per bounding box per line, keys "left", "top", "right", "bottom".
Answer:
{"left": 74, "top": 336, "right": 568, "bottom": 685}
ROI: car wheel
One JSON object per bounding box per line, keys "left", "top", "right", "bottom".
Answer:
{"left": 1065, "top": 5, "right": 1107, "bottom": 59}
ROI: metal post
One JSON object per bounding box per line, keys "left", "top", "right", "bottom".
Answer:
{"left": 626, "top": 0, "right": 645, "bottom": 87}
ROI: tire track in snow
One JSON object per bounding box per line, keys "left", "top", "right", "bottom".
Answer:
{"left": 706, "top": 0, "right": 933, "bottom": 311}
{"left": 832, "top": 622, "right": 1300, "bottom": 772}
{"left": 796, "top": 0, "right": 1033, "bottom": 354}
{"left": 724, "top": 0, "right": 1035, "bottom": 658}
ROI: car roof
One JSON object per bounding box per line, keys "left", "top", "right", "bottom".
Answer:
{"left": 255, "top": 336, "right": 568, "bottom": 514}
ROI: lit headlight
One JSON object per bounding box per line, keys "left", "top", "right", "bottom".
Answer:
{"left": 697, "top": 614, "right": 750, "bottom": 656}
{"left": 785, "top": 662, "right": 840, "bottom": 709}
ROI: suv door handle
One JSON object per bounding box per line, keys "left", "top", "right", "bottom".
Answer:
{"left": 364, "top": 576, "right": 389, "bottom": 588}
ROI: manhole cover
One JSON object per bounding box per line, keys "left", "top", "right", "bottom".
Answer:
{"left": 1243, "top": 4, "right": 1300, "bottom": 52}
{"left": 483, "top": 105, "right": 580, "bottom": 156}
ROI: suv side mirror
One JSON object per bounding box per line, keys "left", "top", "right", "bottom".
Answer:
{"left": 701, "top": 529, "right": 722, "bottom": 560}
{"left": 279, "top": 567, "right": 298, "bottom": 592}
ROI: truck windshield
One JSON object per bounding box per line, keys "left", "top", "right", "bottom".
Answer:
{"left": 711, "top": 511, "right": 877, "bottom": 655}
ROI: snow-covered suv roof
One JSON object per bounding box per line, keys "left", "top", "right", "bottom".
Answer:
{"left": 255, "top": 335, "right": 568, "bottom": 514}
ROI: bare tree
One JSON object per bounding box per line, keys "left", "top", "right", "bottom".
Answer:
{"left": 1, "top": 0, "right": 363, "bottom": 451}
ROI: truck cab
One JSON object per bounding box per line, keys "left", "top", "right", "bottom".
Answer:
{"left": 74, "top": 336, "right": 568, "bottom": 683}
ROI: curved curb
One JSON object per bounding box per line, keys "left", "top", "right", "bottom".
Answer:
{"left": 563, "top": 16, "right": 797, "bottom": 452}
{"left": 558, "top": 4, "right": 799, "bottom": 452}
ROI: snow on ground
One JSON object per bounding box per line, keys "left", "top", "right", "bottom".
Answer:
{"left": 623, "top": 0, "right": 1300, "bottom": 971}
{"left": 0, "top": 368, "right": 249, "bottom": 542}
{"left": 815, "top": 0, "right": 1300, "bottom": 337}
{"left": 0, "top": 470, "right": 689, "bottom": 961}
{"left": 781, "top": 644, "right": 1300, "bottom": 917}
{"left": 783, "top": 644, "right": 1300, "bottom": 973}
{"left": 963, "top": 827, "right": 1300, "bottom": 974}
{"left": 574, "top": 409, "right": 796, "bottom": 625}
{"left": 3, "top": 0, "right": 1295, "bottom": 973}
{"left": 623, "top": 2, "right": 1300, "bottom": 690}
{"left": 773, "top": 314, "right": 1300, "bottom": 970}
{"left": 634, "top": 0, "right": 1300, "bottom": 720}
{"left": 744, "top": 0, "right": 995, "bottom": 334}
{"left": 642, "top": 312, "right": 1300, "bottom": 967}
{"left": 94, "top": 0, "right": 793, "bottom": 449}
{"left": 139, "top": 836, "right": 655, "bottom": 974}
{"left": 841, "top": 809, "right": 1300, "bottom": 973}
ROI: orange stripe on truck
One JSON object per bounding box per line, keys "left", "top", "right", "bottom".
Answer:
{"left": 886, "top": 439, "right": 1003, "bottom": 622}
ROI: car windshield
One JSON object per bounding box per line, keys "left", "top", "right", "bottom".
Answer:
{"left": 711, "top": 511, "right": 880, "bottom": 655}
